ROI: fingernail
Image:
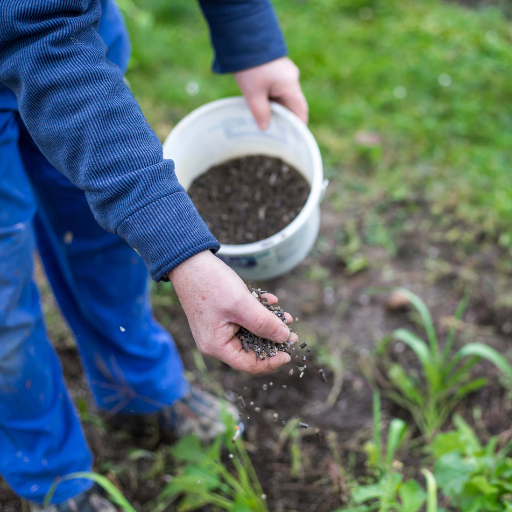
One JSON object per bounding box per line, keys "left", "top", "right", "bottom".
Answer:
{"left": 272, "top": 325, "right": 290, "bottom": 343}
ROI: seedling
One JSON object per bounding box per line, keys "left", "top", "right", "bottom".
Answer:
{"left": 336, "top": 392, "right": 437, "bottom": 512}
{"left": 376, "top": 288, "right": 512, "bottom": 439}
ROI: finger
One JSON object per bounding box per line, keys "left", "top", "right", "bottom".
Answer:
{"left": 246, "top": 92, "right": 271, "bottom": 130}
{"left": 258, "top": 295, "right": 293, "bottom": 324}
{"left": 283, "top": 312, "right": 293, "bottom": 324}
{"left": 233, "top": 292, "right": 298, "bottom": 344}
{"left": 260, "top": 293, "right": 278, "bottom": 305}
{"left": 221, "top": 337, "right": 291, "bottom": 374}
{"left": 274, "top": 90, "right": 309, "bottom": 125}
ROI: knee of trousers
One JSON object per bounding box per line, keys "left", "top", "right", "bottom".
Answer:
{"left": 0, "top": 221, "right": 39, "bottom": 387}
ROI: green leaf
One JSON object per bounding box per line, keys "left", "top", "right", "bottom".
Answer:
{"left": 177, "top": 493, "right": 214, "bottom": 512}
{"left": 352, "top": 482, "right": 385, "bottom": 503}
{"left": 431, "top": 431, "right": 467, "bottom": 459}
{"left": 443, "top": 293, "right": 470, "bottom": 359}
{"left": 386, "top": 418, "right": 407, "bottom": 469}
{"left": 393, "top": 329, "right": 431, "bottom": 368}
{"left": 394, "top": 288, "right": 438, "bottom": 357}
{"left": 456, "top": 343, "right": 512, "bottom": 382}
{"left": 453, "top": 377, "right": 488, "bottom": 400}
{"left": 421, "top": 469, "right": 438, "bottom": 512}
{"left": 388, "top": 364, "right": 423, "bottom": 405}
{"left": 398, "top": 479, "right": 426, "bottom": 512}
{"left": 229, "top": 493, "right": 261, "bottom": 512}
{"left": 373, "top": 390, "right": 383, "bottom": 471}
{"left": 452, "top": 414, "right": 482, "bottom": 453}
{"left": 434, "top": 452, "right": 474, "bottom": 497}
{"left": 442, "top": 357, "right": 480, "bottom": 390}
{"left": 469, "top": 475, "right": 498, "bottom": 496}
{"left": 170, "top": 434, "right": 206, "bottom": 463}
{"left": 44, "top": 472, "right": 137, "bottom": 512}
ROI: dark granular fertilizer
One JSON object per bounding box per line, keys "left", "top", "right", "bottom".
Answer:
{"left": 236, "top": 287, "right": 294, "bottom": 359}
{"left": 187, "top": 155, "right": 310, "bottom": 245}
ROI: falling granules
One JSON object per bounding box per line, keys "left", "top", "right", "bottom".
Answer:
{"left": 236, "top": 287, "right": 296, "bottom": 359}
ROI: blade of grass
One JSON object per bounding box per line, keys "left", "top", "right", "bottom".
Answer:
{"left": 393, "top": 329, "right": 431, "bottom": 368}
{"left": 421, "top": 469, "right": 437, "bottom": 512}
{"left": 395, "top": 288, "right": 439, "bottom": 358}
{"left": 44, "top": 472, "right": 136, "bottom": 512}
{"left": 443, "top": 292, "right": 470, "bottom": 360}
{"left": 373, "top": 390, "right": 383, "bottom": 472}
{"left": 385, "top": 419, "right": 407, "bottom": 470}
{"left": 456, "top": 343, "right": 512, "bottom": 382}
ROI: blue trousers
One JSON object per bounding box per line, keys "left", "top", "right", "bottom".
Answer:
{"left": 0, "top": 109, "right": 188, "bottom": 504}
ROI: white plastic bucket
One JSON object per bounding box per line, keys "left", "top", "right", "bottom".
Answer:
{"left": 163, "top": 97, "right": 326, "bottom": 281}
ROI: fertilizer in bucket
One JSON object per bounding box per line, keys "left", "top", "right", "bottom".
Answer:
{"left": 163, "top": 97, "right": 326, "bottom": 281}
{"left": 187, "top": 155, "right": 310, "bottom": 245}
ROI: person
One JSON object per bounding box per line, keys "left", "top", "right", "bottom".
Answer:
{"left": 0, "top": 0, "right": 308, "bottom": 510}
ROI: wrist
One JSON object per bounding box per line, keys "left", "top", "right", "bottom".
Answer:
{"left": 167, "top": 250, "right": 215, "bottom": 286}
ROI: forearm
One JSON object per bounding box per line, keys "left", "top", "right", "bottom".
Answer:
{"left": 0, "top": 0, "right": 219, "bottom": 280}
{"left": 198, "top": 0, "right": 288, "bottom": 73}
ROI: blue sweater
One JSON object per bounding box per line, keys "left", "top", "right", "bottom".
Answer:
{"left": 0, "top": 0, "right": 287, "bottom": 281}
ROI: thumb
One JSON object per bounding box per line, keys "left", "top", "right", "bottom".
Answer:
{"left": 246, "top": 92, "right": 271, "bottom": 130}
{"left": 236, "top": 295, "right": 297, "bottom": 344}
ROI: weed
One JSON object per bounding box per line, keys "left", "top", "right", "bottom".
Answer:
{"left": 152, "top": 412, "right": 268, "bottom": 511}
{"left": 433, "top": 414, "right": 512, "bottom": 511}
{"left": 375, "top": 288, "right": 512, "bottom": 439}
{"left": 44, "top": 471, "right": 136, "bottom": 512}
{"left": 335, "top": 392, "right": 437, "bottom": 512}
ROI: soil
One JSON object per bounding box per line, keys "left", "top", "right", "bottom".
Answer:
{"left": 3, "top": 192, "right": 512, "bottom": 512}
{"left": 187, "top": 155, "right": 310, "bottom": 245}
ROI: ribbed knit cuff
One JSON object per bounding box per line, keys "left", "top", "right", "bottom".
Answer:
{"left": 210, "top": 6, "right": 288, "bottom": 74}
{"left": 117, "top": 193, "right": 220, "bottom": 281}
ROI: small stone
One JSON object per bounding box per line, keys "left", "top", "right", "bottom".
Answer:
{"left": 386, "top": 291, "right": 410, "bottom": 311}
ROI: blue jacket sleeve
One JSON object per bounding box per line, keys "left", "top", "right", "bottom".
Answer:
{"left": 0, "top": 0, "right": 220, "bottom": 282}
{"left": 198, "top": 0, "right": 288, "bottom": 73}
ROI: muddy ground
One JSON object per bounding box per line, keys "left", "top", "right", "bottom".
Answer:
{"left": 2, "top": 185, "right": 512, "bottom": 511}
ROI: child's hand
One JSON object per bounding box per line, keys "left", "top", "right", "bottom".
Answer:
{"left": 168, "top": 251, "right": 297, "bottom": 374}
{"left": 234, "top": 57, "right": 308, "bottom": 130}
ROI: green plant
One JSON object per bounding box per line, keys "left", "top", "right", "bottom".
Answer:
{"left": 433, "top": 414, "right": 512, "bottom": 511}
{"left": 274, "top": 418, "right": 305, "bottom": 478}
{"left": 153, "top": 413, "right": 268, "bottom": 512}
{"left": 44, "top": 472, "right": 137, "bottom": 512}
{"left": 377, "top": 288, "right": 512, "bottom": 439}
{"left": 336, "top": 392, "right": 438, "bottom": 512}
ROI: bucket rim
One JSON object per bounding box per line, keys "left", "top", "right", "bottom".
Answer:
{"left": 165, "top": 96, "right": 324, "bottom": 257}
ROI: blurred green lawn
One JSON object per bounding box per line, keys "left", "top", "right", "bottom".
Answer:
{"left": 121, "top": 0, "right": 512, "bottom": 249}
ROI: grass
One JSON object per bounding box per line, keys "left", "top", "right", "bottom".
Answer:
{"left": 374, "top": 288, "right": 512, "bottom": 439}
{"left": 122, "top": 0, "right": 512, "bottom": 250}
